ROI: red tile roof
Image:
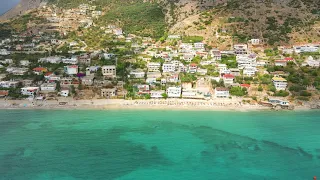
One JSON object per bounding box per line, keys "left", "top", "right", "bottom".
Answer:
{"left": 33, "top": 67, "right": 48, "bottom": 72}
{"left": 284, "top": 57, "right": 294, "bottom": 61}
{"left": 223, "top": 74, "right": 234, "bottom": 79}
{"left": 0, "top": 90, "right": 9, "bottom": 96}
{"left": 240, "top": 84, "right": 251, "bottom": 88}
{"left": 45, "top": 72, "right": 53, "bottom": 76}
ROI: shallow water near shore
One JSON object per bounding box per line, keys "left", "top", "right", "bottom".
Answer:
{"left": 1, "top": 110, "right": 320, "bottom": 179}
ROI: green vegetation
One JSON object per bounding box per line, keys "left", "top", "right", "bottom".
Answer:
{"left": 0, "top": 14, "right": 44, "bottom": 38}
{"left": 182, "top": 36, "right": 204, "bottom": 43}
{"left": 274, "top": 90, "right": 289, "bottom": 97}
{"left": 230, "top": 86, "right": 247, "bottom": 96}
{"left": 180, "top": 73, "right": 197, "bottom": 83}
{"left": 98, "top": 1, "right": 166, "bottom": 38}
{"left": 221, "top": 55, "right": 237, "bottom": 68}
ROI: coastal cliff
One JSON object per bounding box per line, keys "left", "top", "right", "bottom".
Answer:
{"left": 0, "top": 0, "right": 44, "bottom": 21}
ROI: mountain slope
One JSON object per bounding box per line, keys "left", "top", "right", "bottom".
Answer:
{"left": 2, "top": 0, "right": 320, "bottom": 46}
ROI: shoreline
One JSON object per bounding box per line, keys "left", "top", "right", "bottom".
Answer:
{"left": 0, "top": 99, "right": 315, "bottom": 112}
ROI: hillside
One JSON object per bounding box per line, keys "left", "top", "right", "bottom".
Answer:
{"left": 161, "top": 0, "right": 320, "bottom": 46}
{"left": 2, "top": 0, "right": 320, "bottom": 46}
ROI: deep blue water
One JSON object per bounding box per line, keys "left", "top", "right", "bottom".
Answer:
{"left": 0, "top": 0, "right": 20, "bottom": 15}
{"left": 0, "top": 110, "right": 320, "bottom": 179}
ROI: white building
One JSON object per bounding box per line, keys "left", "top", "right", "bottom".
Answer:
{"left": 182, "top": 89, "right": 197, "bottom": 99}
{"left": 40, "top": 83, "right": 56, "bottom": 91}
{"left": 243, "top": 67, "right": 257, "bottom": 76}
{"left": 62, "top": 56, "right": 78, "bottom": 64}
{"left": 166, "top": 87, "right": 181, "bottom": 98}
{"left": 103, "top": 53, "right": 115, "bottom": 60}
{"left": 250, "top": 39, "right": 260, "bottom": 45}
{"left": 218, "top": 64, "right": 228, "bottom": 73}
{"left": 60, "top": 90, "right": 69, "bottom": 97}
{"left": 150, "top": 90, "right": 165, "bottom": 98}
{"left": 0, "top": 49, "right": 10, "bottom": 55}
{"left": 21, "top": 87, "right": 39, "bottom": 97}
{"left": 146, "top": 77, "right": 157, "bottom": 84}
{"left": 38, "top": 56, "right": 62, "bottom": 64}
{"left": 113, "top": 28, "right": 123, "bottom": 36}
{"left": 272, "top": 77, "right": 287, "bottom": 90}
{"left": 101, "top": 88, "right": 117, "bottom": 98}
{"left": 275, "top": 60, "right": 287, "bottom": 67}
{"left": 162, "top": 63, "right": 175, "bottom": 73}
{"left": 64, "top": 65, "right": 78, "bottom": 75}
{"left": 167, "top": 35, "right": 181, "bottom": 39}
{"left": 148, "top": 62, "right": 161, "bottom": 72}
{"left": 236, "top": 54, "right": 257, "bottom": 69}
{"left": 222, "top": 74, "right": 235, "bottom": 85}
{"left": 130, "top": 70, "right": 145, "bottom": 78}
{"left": 182, "top": 53, "right": 195, "bottom": 62}
{"left": 20, "top": 60, "right": 30, "bottom": 66}
{"left": 0, "top": 81, "right": 19, "bottom": 88}
{"left": 306, "top": 56, "right": 320, "bottom": 67}
{"left": 210, "top": 49, "right": 221, "bottom": 61}
{"left": 214, "top": 87, "right": 229, "bottom": 98}
{"left": 293, "top": 44, "right": 319, "bottom": 54}
{"left": 102, "top": 65, "right": 116, "bottom": 78}
{"left": 234, "top": 44, "right": 248, "bottom": 55}
{"left": 194, "top": 42, "right": 205, "bottom": 49}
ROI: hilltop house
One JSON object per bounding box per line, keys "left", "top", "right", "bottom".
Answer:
{"left": 272, "top": 77, "right": 287, "bottom": 90}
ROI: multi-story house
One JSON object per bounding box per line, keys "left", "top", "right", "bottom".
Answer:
{"left": 102, "top": 65, "right": 116, "bottom": 78}
{"left": 272, "top": 77, "right": 288, "bottom": 90}
{"left": 222, "top": 74, "right": 234, "bottom": 85}
{"left": 234, "top": 44, "right": 248, "bottom": 55}
{"left": 64, "top": 65, "right": 78, "bottom": 75}
{"left": 147, "top": 62, "right": 161, "bottom": 72}
{"left": 101, "top": 88, "right": 117, "bottom": 98}
{"left": 214, "top": 87, "right": 229, "bottom": 98}
{"left": 162, "top": 63, "right": 175, "bottom": 73}
{"left": 166, "top": 86, "right": 181, "bottom": 98}
{"left": 243, "top": 67, "right": 257, "bottom": 77}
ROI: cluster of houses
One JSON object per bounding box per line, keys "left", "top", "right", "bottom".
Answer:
{"left": 1, "top": 10, "right": 320, "bottom": 101}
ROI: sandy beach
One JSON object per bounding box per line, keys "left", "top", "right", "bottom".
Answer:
{"left": 0, "top": 98, "right": 313, "bottom": 111}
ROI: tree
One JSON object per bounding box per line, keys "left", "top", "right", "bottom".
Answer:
{"left": 56, "top": 81, "right": 61, "bottom": 92}
{"left": 229, "top": 87, "right": 247, "bottom": 96}
{"left": 274, "top": 90, "right": 289, "bottom": 97}
{"left": 258, "top": 85, "right": 263, "bottom": 91}
{"left": 145, "top": 94, "right": 151, "bottom": 99}
{"left": 268, "top": 84, "right": 276, "bottom": 92}
{"left": 70, "top": 85, "right": 76, "bottom": 95}
{"left": 161, "top": 93, "right": 168, "bottom": 99}
{"left": 78, "top": 84, "right": 84, "bottom": 90}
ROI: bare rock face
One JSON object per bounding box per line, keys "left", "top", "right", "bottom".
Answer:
{"left": 0, "top": 0, "right": 45, "bottom": 21}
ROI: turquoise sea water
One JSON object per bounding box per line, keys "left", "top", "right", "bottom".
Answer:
{"left": 1, "top": 110, "right": 320, "bottom": 179}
